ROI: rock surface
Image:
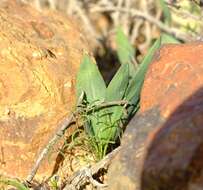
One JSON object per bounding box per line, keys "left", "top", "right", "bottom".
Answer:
{"left": 107, "top": 43, "right": 203, "bottom": 190}
{"left": 107, "top": 107, "right": 163, "bottom": 190}
{"left": 0, "top": 0, "right": 90, "bottom": 179}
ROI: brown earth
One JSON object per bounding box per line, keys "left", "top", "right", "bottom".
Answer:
{"left": 0, "top": 0, "right": 90, "bottom": 179}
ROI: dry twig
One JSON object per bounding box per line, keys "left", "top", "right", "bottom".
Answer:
{"left": 25, "top": 92, "right": 85, "bottom": 183}
{"left": 62, "top": 146, "right": 121, "bottom": 190}
{"left": 90, "top": 6, "right": 200, "bottom": 42}
{"left": 26, "top": 113, "right": 77, "bottom": 183}
{"left": 84, "top": 100, "right": 129, "bottom": 113}
{"left": 26, "top": 91, "right": 127, "bottom": 184}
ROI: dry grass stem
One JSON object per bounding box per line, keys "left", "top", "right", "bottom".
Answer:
{"left": 62, "top": 146, "right": 121, "bottom": 190}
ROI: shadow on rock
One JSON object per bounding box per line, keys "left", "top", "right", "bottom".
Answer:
{"left": 141, "top": 87, "right": 203, "bottom": 190}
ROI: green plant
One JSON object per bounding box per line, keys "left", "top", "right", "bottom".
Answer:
{"left": 49, "top": 175, "right": 59, "bottom": 190}
{"left": 76, "top": 28, "right": 180, "bottom": 160}
{"left": 0, "top": 176, "right": 29, "bottom": 190}
{"left": 158, "top": 0, "right": 172, "bottom": 25}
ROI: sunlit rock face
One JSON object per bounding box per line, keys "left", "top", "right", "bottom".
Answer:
{"left": 0, "top": 0, "right": 90, "bottom": 179}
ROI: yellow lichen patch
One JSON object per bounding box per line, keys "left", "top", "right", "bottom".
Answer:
{"left": 10, "top": 101, "right": 46, "bottom": 118}
{"left": 2, "top": 141, "right": 28, "bottom": 149}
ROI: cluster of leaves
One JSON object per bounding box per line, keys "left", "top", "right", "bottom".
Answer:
{"left": 76, "top": 28, "right": 180, "bottom": 160}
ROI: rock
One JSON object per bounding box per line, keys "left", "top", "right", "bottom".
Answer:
{"left": 140, "top": 43, "right": 203, "bottom": 118}
{"left": 107, "top": 43, "right": 203, "bottom": 190}
{"left": 107, "top": 107, "right": 163, "bottom": 190}
{"left": 0, "top": 0, "right": 90, "bottom": 179}
{"left": 142, "top": 89, "right": 203, "bottom": 190}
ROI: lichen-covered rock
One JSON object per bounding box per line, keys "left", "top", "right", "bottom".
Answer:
{"left": 107, "top": 43, "right": 203, "bottom": 190}
{"left": 0, "top": 0, "right": 90, "bottom": 179}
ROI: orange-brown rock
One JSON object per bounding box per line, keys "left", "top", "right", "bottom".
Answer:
{"left": 107, "top": 43, "right": 203, "bottom": 190}
{"left": 0, "top": 0, "right": 90, "bottom": 179}
{"left": 107, "top": 108, "right": 162, "bottom": 190}
{"left": 141, "top": 43, "right": 203, "bottom": 190}
{"left": 140, "top": 43, "right": 203, "bottom": 117}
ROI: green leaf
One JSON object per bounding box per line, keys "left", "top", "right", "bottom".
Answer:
{"left": 116, "top": 27, "right": 136, "bottom": 77}
{"left": 76, "top": 55, "right": 106, "bottom": 102}
{"left": 93, "top": 105, "right": 123, "bottom": 140}
{"left": 158, "top": 0, "right": 172, "bottom": 25}
{"left": 106, "top": 63, "right": 129, "bottom": 101}
{"left": 86, "top": 109, "right": 109, "bottom": 139}
{"left": 86, "top": 104, "right": 123, "bottom": 148}
{"left": 126, "top": 37, "right": 161, "bottom": 104}
{"left": 126, "top": 34, "right": 180, "bottom": 116}
{"left": 105, "top": 63, "right": 129, "bottom": 141}
{"left": 0, "top": 177, "right": 29, "bottom": 190}
{"left": 161, "top": 33, "right": 181, "bottom": 44}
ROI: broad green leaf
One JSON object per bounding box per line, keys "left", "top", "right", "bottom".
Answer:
{"left": 158, "top": 0, "right": 172, "bottom": 25}
{"left": 116, "top": 27, "right": 136, "bottom": 76}
{"left": 126, "top": 37, "right": 161, "bottom": 104}
{"left": 87, "top": 105, "right": 122, "bottom": 146}
{"left": 105, "top": 63, "right": 129, "bottom": 141}
{"left": 76, "top": 55, "right": 106, "bottom": 102}
{"left": 97, "top": 110, "right": 120, "bottom": 141}
{"left": 106, "top": 63, "right": 129, "bottom": 101}
{"left": 96, "top": 106, "right": 123, "bottom": 140}
{"left": 87, "top": 109, "right": 111, "bottom": 139}
{"left": 81, "top": 59, "right": 128, "bottom": 150}
{"left": 0, "top": 177, "right": 29, "bottom": 190}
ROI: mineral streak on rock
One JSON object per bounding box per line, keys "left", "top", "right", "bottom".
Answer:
{"left": 0, "top": 0, "right": 90, "bottom": 179}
